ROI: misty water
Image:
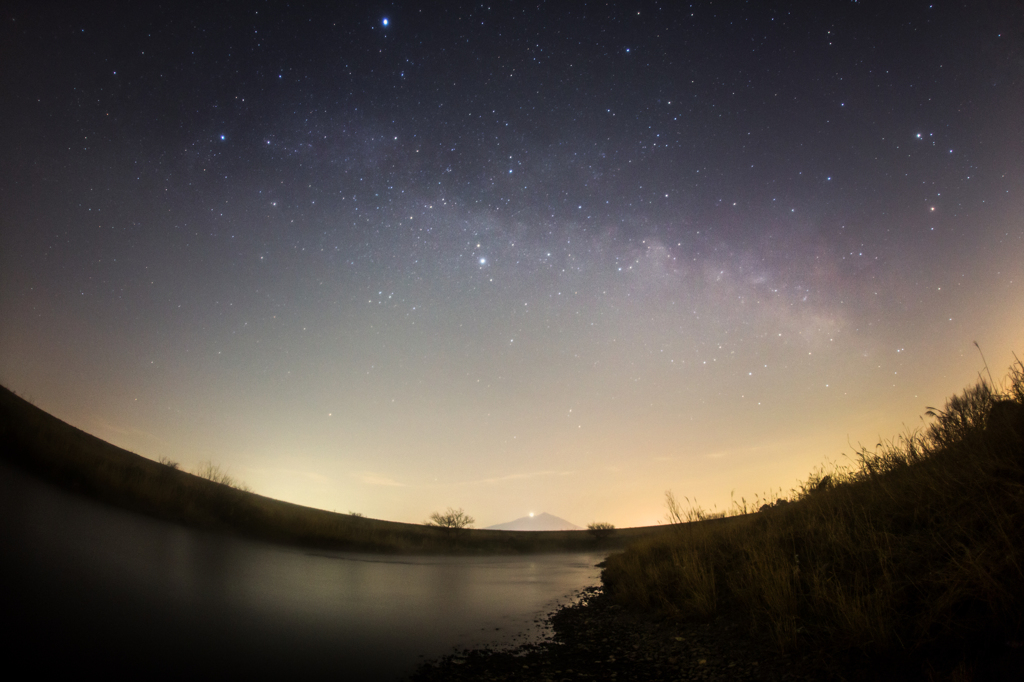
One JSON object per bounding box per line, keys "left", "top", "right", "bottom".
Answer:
{"left": 0, "top": 462, "right": 605, "bottom": 678}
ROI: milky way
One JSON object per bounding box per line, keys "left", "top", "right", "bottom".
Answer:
{"left": 2, "top": 2, "right": 1022, "bottom": 526}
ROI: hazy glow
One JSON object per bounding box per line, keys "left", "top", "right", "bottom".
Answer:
{"left": 1, "top": 3, "right": 1022, "bottom": 527}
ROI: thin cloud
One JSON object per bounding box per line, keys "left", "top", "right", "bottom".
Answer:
{"left": 459, "top": 470, "right": 574, "bottom": 485}
{"left": 254, "top": 467, "right": 333, "bottom": 484}
{"left": 92, "top": 420, "right": 167, "bottom": 447}
{"left": 355, "top": 472, "right": 408, "bottom": 487}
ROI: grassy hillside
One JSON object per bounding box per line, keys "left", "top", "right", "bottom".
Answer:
{"left": 602, "top": 357, "right": 1024, "bottom": 675}
{"left": 0, "top": 384, "right": 663, "bottom": 553}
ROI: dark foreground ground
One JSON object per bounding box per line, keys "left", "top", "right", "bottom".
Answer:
{"left": 412, "top": 585, "right": 1024, "bottom": 682}
{"left": 412, "top": 585, "right": 828, "bottom": 682}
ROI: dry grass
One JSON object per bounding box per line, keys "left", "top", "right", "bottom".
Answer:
{"left": 603, "top": 356, "right": 1024, "bottom": 667}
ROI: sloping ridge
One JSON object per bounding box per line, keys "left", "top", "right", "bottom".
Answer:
{"left": 486, "top": 512, "right": 583, "bottom": 531}
{"left": 0, "top": 385, "right": 671, "bottom": 552}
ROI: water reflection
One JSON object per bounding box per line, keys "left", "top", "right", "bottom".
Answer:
{"left": 0, "top": 462, "right": 604, "bottom": 679}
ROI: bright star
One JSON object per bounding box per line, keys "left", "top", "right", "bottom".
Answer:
{"left": 382, "top": 18, "right": 389, "bottom": 27}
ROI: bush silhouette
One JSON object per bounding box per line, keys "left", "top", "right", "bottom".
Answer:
{"left": 587, "top": 522, "right": 616, "bottom": 541}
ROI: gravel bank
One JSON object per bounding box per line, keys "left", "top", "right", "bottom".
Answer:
{"left": 412, "top": 584, "right": 1024, "bottom": 681}
{"left": 411, "top": 585, "right": 834, "bottom": 681}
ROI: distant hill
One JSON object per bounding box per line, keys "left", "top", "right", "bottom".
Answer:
{"left": 0, "top": 384, "right": 674, "bottom": 552}
{"left": 485, "top": 512, "right": 583, "bottom": 531}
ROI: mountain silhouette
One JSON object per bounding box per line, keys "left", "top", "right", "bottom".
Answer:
{"left": 485, "top": 512, "right": 583, "bottom": 531}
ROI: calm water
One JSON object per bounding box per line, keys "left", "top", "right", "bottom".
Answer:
{"left": 0, "top": 462, "right": 605, "bottom": 678}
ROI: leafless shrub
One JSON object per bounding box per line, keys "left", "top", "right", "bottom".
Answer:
{"left": 194, "top": 461, "right": 250, "bottom": 492}
{"left": 587, "top": 521, "right": 616, "bottom": 540}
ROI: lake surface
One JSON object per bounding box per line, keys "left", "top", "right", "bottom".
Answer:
{"left": 0, "top": 462, "right": 606, "bottom": 678}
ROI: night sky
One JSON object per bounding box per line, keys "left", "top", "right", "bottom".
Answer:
{"left": 2, "top": 2, "right": 1022, "bottom": 528}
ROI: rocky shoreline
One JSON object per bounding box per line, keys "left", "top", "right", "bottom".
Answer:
{"left": 411, "top": 584, "right": 1024, "bottom": 681}
{"left": 411, "top": 585, "right": 836, "bottom": 681}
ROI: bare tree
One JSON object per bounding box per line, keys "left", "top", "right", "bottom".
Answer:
{"left": 427, "top": 507, "right": 475, "bottom": 535}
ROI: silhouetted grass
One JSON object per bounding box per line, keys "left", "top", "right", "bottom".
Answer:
{"left": 602, "top": 356, "right": 1024, "bottom": 674}
{"left": 0, "top": 385, "right": 664, "bottom": 554}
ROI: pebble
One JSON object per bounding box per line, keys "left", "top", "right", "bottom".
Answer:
{"left": 411, "top": 586, "right": 834, "bottom": 681}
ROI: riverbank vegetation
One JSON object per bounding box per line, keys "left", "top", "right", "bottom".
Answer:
{"left": 0, "top": 384, "right": 658, "bottom": 554}
{"left": 6, "top": 356, "right": 1024, "bottom": 674}
{"left": 602, "top": 356, "right": 1024, "bottom": 675}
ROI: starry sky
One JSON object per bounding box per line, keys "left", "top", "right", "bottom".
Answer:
{"left": 2, "top": 2, "right": 1022, "bottom": 528}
